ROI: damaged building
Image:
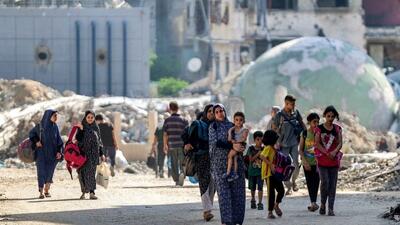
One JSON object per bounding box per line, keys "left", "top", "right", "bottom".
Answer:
{"left": 364, "top": 0, "right": 400, "bottom": 72}
{"left": 208, "top": 0, "right": 366, "bottom": 80}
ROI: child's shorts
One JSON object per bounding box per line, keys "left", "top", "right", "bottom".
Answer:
{"left": 248, "top": 175, "right": 263, "bottom": 192}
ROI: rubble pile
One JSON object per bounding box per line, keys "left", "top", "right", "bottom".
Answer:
{"left": 0, "top": 79, "right": 210, "bottom": 159}
{"left": 338, "top": 156, "right": 400, "bottom": 191}
{"left": 0, "top": 79, "right": 61, "bottom": 110}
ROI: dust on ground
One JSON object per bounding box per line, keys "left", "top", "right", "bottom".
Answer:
{"left": 0, "top": 168, "right": 396, "bottom": 225}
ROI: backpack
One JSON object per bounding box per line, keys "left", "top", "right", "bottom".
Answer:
{"left": 64, "top": 126, "right": 87, "bottom": 179}
{"left": 18, "top": 138, "right": 35, "bottom": 163}
{"left": 272, "top": 151, "right": 295, "bottom": 182}
{"left": 279, "top": 109, "right": 304, "bottom": 138}
{"left": 18, "top": 124, "right": 42, "bottom": 163}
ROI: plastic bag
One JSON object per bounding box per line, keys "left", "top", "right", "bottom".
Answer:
{"left": 115, "top": 149, "right": 129, "bottom": 170}
{"left": 96, "top": 162, "right": 111, "bottom": 189}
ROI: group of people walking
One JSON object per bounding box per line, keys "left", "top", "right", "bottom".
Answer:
{"left": 155, "top": 95, "right": 343, "bottom": 225}
{"left": 29, "top": 110, "right": 118, "bottom": 200}
{"left": 28, "top": 94, "right": 343, "bottom": 225}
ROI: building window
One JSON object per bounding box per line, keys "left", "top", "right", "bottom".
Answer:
{"left": 215, "top": 52, "right": 221, "bottom": 80}
{"left": 240, "top": 46, "right": 250, "bottom": 65}
{"left": 255, "top": 39, "right": 288, "bottom": 58}
{"left": 267, "top": 0, "right": 297, "bottom": 10}
{"left": 210, "top": 0, "right": 222, "bottom": 24}
{"left": 317, "top": 0, "right": 348, "bottom": 7}
{"left": 235, "top": 0, "right": 248, "bottom": 8}
{"left": 225, "top": 53, "right": 230, "bottom": 76}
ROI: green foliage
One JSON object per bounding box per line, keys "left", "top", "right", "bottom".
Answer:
{"left": 157, "top": 77, "right": 189, "bottom": 97}
{"left": 149, "top": 50, "right": 157, "bottom": 68}
{"left": 150, "top": 55, "right": 181, "bottom": 81}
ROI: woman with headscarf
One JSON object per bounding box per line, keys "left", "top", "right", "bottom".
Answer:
{"left": 185, "top": 104, "right": 216, "bottom": 221}
{"left": 76, "top": 110, "right": 105, "bottom": 200}
{"left": 29, "top": 109, "right": 63, "bottom": 199}
{"left": 209, "top": 104, "right": 246, "bottom": 225}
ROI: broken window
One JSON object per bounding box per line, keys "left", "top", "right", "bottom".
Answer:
{"left": 240, "top": 46, "right": 250, "bottom": 65}
{"left": 195, "top": 0, "right": 208, "bottom": 35}
{"left": 317, "top": 0, "right": 349, "bottom": 7}
{"left": 225, "top": 53, "right": 230, "bottom": 76}
{"left": 221, "top": 4, "right": 229, "bottom": 25}
{"left": 215, "top": 52, "right": 221, "bottom": 80}
{"left": 267, "top": 0, "right": 297, "bottom": 10}
{"left": 210, "top": 0, "right": 222, "bottom": 24}
{"left": 235, "top": 0, "right": 248, "bottom": 8}
{"left": 255, "top": 39, "right": 288, "bottom": 58}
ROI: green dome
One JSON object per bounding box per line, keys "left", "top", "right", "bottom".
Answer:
{"left": 232, "top": 37, "right": 396, "bottom": 131}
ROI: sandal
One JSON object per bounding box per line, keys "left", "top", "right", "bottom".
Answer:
{"left": 268, "top": 212, "right": 276, "bottom": 219}
{"left": 203, "top": 211, "right": 214, "bottom": 222}
{"left": 250, "top": 200, "right": 256, "bottom": 209}
{"left": 319, "top": 206, "right": 326, "bottom": 215}
{"left": 274, "top": 205, "right": 283, "bottom": 217}
{"left": 44, "top": 192, "right": 51, "bottom": 198}
{"left": 308, "top": 203, "right": 319, "bottom": 212}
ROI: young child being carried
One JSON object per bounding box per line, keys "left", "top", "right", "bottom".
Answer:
{"left": 224, "top": 112, "right": 249, "bottom": 182}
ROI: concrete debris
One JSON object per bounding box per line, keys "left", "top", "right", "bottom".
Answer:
{"left": 4, "top": 158, "right": 35, "bottom": 169}
{"left": 381, "top": 204, "right": 400, "bottom": 222}
{"left": 0, "top": 79, "right": 211, "bottom": 160}
{"left": 0, "top": 79, "right": 61, "bottom": 111}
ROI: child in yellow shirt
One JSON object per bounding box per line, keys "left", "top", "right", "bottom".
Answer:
{"left": 260, "top": 130, "right": 285, "bottom": 219}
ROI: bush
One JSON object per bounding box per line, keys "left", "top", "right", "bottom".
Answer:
{"left": 150, "top": 55, "right": 181, "bottom": 81}
{"left": 158, "top": 77, "right": 189, "bottom": 97}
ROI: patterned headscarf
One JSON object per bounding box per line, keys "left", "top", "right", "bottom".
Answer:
{"left": 212, "top": 103, "right": 228, "bottom": 122}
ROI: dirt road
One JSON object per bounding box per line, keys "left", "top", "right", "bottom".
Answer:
{"left": 0, "top": 168, "right": 396, "bottom": 225}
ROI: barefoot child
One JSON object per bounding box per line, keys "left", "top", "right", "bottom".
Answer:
{"left": 224, "top": 112, "right": 249, "bottom": 182}
{"left": 315, "top": 106, "right": 343, "bottom": 216}
{"left": 260, "top": 130, "right": 285, "bottom": 219}
{"left": 299, "top": 113, "right": 320, "bottom": 212}
{"left": 246, "top": 131, "right": 264, "bottom": 210}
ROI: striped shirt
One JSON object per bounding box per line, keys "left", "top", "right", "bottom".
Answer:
{"left": 163, "top": 113, "right": 188, "bottom": 149}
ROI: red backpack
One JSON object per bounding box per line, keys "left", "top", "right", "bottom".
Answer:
{"left": 17, "top": 138, "right": 35, "bottom": 163}
{"left": 64, "top": 126, "right": 87, "bottom": 179}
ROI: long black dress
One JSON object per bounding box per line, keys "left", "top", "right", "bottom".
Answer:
{"left": 76, "top": 122, "right": 103, "bottom": 193}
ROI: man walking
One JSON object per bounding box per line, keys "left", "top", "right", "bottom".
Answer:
{"left": 95, "top": 114, "right": 119, "bottom": 177}
{"left": 163, "top": 101, "right": 188, "bottom": 186}
{"left": 272, "top": 95, "right": 306, "bottom": 195}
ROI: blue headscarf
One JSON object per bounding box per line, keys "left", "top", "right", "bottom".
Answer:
{"left": 40, "top": 109, "right": 63, "bottom": 161}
